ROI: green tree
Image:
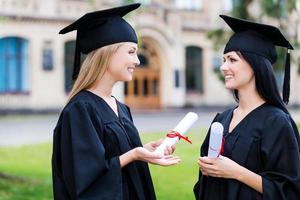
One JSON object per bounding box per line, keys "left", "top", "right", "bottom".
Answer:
{"left": 207, "top": 0, "right": 253, "bottom": 51}
{"left": 231, "top": 0, "right": 253, "bottom": 19}
{"left": 260, "top": 0, "right": 296, "bottom": 18}
{"left": 209, "top": 0, "right": 298, "bottom": 74}
{"left": 259, "top": 0, "right": 297, "bottom": 72}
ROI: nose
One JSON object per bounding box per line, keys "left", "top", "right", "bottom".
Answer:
{"left": 220, "top": 62, "right": 228, "bottom": 72}
{"left": 135, "top": 54, "right": 140, "bottom": 66}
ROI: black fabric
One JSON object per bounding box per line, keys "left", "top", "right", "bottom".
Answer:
{"left": 220, "top": 15, "right": 293, "bottom": 104}
{"left": 194, "top": 103, "right": 300, "bottom": 200}
{"left": 52, "top": 90, "right": 156, "bottom": 200}
{"left": 283, "top": 50, "right": 291, "bottom": 104}
{"left": 59, "top": 3, "right": 140, "bottom": 80}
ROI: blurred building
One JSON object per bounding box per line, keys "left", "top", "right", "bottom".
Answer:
{"left": 0, "top": 0, "right": 299, "bottom": 111}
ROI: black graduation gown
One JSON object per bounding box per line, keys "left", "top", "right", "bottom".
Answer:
{"left": 194, "top": 103, "right": 300, "bottom": 200}
{"left": 52, "top": 90, "right": 156, "bottom": 200}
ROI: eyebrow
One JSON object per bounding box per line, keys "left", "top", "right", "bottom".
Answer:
{"left": 224, "top": 54, "right": 236, "bottom": 59}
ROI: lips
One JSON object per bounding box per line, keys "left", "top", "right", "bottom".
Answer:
{"left": 127, "top": 67, "right": 135, "bottom": 73}
{"left": 224, "top": 75, "right": 234, "bottom": 81}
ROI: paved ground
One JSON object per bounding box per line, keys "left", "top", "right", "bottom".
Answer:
{"left": 1, "top": 107, "right": 300, "bottom": 147}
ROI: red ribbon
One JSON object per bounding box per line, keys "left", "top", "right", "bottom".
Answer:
{"left": 166, "top": 131, "right": 192, "bottom": 144}
{"left": 220, "top": 136, "right": 225, "bottom": 155}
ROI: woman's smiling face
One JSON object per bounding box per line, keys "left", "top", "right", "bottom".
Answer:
{"left": 220, "top": 51, "right": 255, "bottom": 91}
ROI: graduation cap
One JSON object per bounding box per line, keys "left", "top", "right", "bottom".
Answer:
{"left": 220, "top": 15, "right": 293, "bottom": 104}
{"left": 59, "top": 3, "right": 141, "bottom": 80}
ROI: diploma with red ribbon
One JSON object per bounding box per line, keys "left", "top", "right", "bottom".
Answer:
{"left": 207, "top": 122, "right": 224, "bottom": 158}
{"left": 154, "top": 112, "right": 199, "bottom": 156}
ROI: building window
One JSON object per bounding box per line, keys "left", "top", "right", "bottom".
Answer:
{"left": 174, "top": 69, "right": 180, "bottom": 88}
{"left": 143, "top": 78, "right": 148, "bottom": 96}
{"left": 0, "top": 37, "right": 29, "bottom": 93}
{"left": 185, "top": 46, "right": 203, "bottom": 93}
{"left": 175, "top": 0, "right": 202, "bottom": 10}
{"left": 134, "top": 79, "right": 139, "bottom": 96}
{"left": 42, "top": 41, "right": 53, "bottom": 71}
{"left": 64, "top": 40, "right": 76, "bottom": 92}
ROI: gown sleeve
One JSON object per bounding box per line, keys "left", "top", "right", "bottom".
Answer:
{"left": 260, "top": 113, "right": 300, "bottom": 200}
{"left": 60, "top": 101, "right": 122, "bottom": 199}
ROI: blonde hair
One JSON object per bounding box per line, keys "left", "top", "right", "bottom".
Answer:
{"left": 67, "top": 43, "right": 122, "bottom": 102}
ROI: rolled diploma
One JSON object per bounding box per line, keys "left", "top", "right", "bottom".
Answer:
{"left": 154, "top": 112, "right": 199, "bottom": 156}
{"left": 207, "top": 122, "right": 224, "bottom": 158}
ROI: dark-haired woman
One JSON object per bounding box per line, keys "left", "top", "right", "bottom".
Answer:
{"left": 194, "top": 15, "right": 300, "bottom": 200}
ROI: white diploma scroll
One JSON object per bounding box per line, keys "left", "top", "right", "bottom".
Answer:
{"left": 154, "top": 112, "right": 199, "bottom": 156}
{"left": 207, "top": 122, "right": 224, "bottom": 158}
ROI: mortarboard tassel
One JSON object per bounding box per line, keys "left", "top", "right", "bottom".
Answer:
{"left": 282, "top": 49, "right": 291, "bottom": 104}
{"left": 72, "top": 35, "right": 81, "bottom": 80}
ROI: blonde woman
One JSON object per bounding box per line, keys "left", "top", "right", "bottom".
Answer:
{"left": 52, "top": 4, "right": 180, "bottom": 200}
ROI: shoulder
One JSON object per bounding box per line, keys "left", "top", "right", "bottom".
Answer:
{"left": 63, "top": 91, "right": 97, "bottom": 115}
{"left": 261, "top": 105, "right": 297, "bottom": 142}
{"left": 260, "top": 105, "right": 300, "bottom": 151}
{"left": 262, "top": 104, "right": 290, "bottom": 126}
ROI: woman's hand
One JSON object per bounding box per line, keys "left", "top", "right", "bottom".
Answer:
{"left": 198, "top": 155, "right": 263, "bottom": 193}
{"left": 144, "top": 139, "right": 176, "bottom": 155}
{"left": 120, "top": 139, "right": 179, "bottom": 168}
{"left": 134, "top": 147, "right": 180, "bottom": 166}
{"left": 197, "top": 155, "right": 241, "bottom": 179}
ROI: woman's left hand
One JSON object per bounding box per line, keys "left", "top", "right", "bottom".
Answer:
{"left": 198, "top": 155, "right": 241, "bottom": 179}
{"left": 144, "top": 139, "right": 176, "bottom": 155}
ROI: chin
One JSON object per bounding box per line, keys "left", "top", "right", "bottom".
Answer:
{"left": 124, "top": 76, "right": 133, "bottom": 82}
{"left": 224, "top": 84, "right": 236, "bottom": 90}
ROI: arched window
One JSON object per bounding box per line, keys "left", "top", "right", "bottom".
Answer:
{"left": 185, "top": 46, "right": 203, "bottom": 93}
{"left": 0, "top": 37, "right": 29, "bottom": 93}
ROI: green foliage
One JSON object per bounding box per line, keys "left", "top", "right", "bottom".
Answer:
{"left": 273, "top": 47, "right": 287, "bottom": 72}
{"left": 260, "top": 0, "right": 297, "bottom": 18}
{"left": 207, "top": 0, "right": 253, "bottom": 70}
{"left": 261, "top": 0, "right": 284, "bottom": 18}
{"left": 286, "top": 0, "right": 297, "bottom": 12}
{"left": 125, "top": 0, "right": 136, "bottom": 4}
{"left": 231, "top": 0, "right": 252, "bottom": 19}
{"left": 206, "top": 29, "right": 227, "bottom": 51}
{"left": 209, "top": 0, "right": 299, "bottom": 80}
{"left": 259, "top": 0, "right": 297, "bottom": 73}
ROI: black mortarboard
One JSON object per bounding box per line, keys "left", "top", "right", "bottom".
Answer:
{"left": 59, "top": 3, "right": 141, "bottom": 80}
{"left": 220, "top": 15, "right": 293, "bottom": 104}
